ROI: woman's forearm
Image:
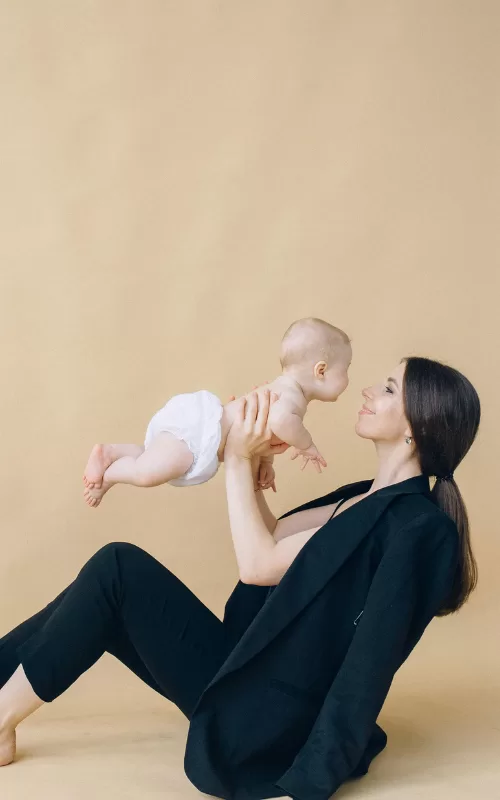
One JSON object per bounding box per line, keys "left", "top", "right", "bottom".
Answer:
{"left": 255, "top": 489, "right": 278, "bottom": 535}
{"left": 225, "top": 455, "right": 277, "bottom": 583}
{"left": 251, "top": 457, "right": 278, "bottom": 534}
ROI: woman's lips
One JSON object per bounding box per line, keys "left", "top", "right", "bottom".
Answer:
{"left": 358, "top": 406, "right": 375, "bottom": 415}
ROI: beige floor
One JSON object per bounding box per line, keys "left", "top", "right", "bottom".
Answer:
{"left": 1, "top": 657, "right": 499, "bottom": 800}
{"left": 1, "top": 699, "right": 498, "bottom": 800}
{"left": 2, "top": 587, "right": 498, "bottom": 800}
{"left": 1, "top": 608, "right": 499, "bottom": 799}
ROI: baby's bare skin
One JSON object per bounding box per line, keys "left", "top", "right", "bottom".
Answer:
{"left": 83, "top": 319, "right": 352, "bottom": 505}
{"left": 218, "top": 377, "right": 309, "bottom": 462}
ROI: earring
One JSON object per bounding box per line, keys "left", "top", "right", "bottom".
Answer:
{"left": 405, "top": 437, "right": 412, "bottom": 445}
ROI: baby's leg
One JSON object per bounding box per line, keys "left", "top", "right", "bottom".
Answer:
{"left": 83, "top": 433, "right": 194, "bottom": 508}
{"left": 83, "top": 444, "right": 145, "bottom": 489}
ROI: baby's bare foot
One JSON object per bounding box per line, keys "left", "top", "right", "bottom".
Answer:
{"left": 0, "top": 724, "right": 16, "bottom": 767}
{"left": 84, "top": 481, "right": 113, "bottom": 508}
{"left": 83, "top": 444, "right": 115, "bottom": 489}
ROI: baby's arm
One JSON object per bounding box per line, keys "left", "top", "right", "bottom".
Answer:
{"left": 268, "top": 398, "right": 313, "bottom": 451}
{"left": 256, "top": 453, "right": 276, "bottom": 491}
{"left": 268, "top": 397, "right": 327, "bottom": 472}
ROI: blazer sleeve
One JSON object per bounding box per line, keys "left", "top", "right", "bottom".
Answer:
{"left": 275, "top": 512, "right": 459, "bottom": 800}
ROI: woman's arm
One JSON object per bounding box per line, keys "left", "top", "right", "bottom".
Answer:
{"left": 252, "top": 450, "right": 340, "bottom": 541}
{"left": 225, "top": 455, "right": 277, "bottom": 582}
{"left": 255, "top": 489, "right": 277, "bottom": 534}
{"left": 224, "top": 390, "right": 328, "bottom": 585}
{"left": 225, "top": 454, "right": 323, "bottom": 584}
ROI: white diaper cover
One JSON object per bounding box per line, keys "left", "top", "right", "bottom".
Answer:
{"left": 144, "top": 390, "right": 224, "bottom": 487}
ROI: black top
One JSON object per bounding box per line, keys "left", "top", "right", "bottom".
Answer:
{"left": 328, "top": 495, "right": 350, "bottom": 519}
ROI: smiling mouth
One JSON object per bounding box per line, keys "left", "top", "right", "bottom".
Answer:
{"left": 359, "top": 405, "right": 375, "bottom": 415}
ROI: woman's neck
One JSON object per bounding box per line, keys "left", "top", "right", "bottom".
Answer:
{"left": 368, "top": 441, "right": 422, "bottom": 494}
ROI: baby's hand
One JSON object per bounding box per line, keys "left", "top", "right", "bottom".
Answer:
{"left": 290, "top": 443, "right": 327, "bottom": 474}
{"left": 258, "top": 460, "right": 277, "bottom": 492}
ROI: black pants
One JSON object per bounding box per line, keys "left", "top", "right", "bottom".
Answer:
{"left": 0, "top": 542, "right": 230, "bottom": 719}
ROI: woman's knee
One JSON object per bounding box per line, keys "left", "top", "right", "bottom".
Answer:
{"left": 84, "top": 542, "right": 148, "bottom": 573}
{"left": 81, "top": 543, "right": 171, "bottom": 598}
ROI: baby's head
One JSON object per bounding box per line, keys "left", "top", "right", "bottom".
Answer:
{"left": 280, "top": 317, "right": 352, "bottom": 402}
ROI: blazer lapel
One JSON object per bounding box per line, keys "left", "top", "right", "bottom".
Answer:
{"left": 207, "top": 475, "right": 430, "bottom": 691}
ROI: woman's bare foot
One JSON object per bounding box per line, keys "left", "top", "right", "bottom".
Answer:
{"left": 83, "top": 480, "right": 113, "bottom": 508}
{"left": 83, "top": 444, "right": 115, "bottom": 489}
{"left": 0, "top": 724, "right": 16, "bottom": 766}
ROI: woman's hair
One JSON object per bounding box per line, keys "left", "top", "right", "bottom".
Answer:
{"left": 403, "top": 356, "right": 481, "bottom": 616}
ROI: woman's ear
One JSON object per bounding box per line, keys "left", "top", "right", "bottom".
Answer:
{"left": 313, "top": 360, "right": 327, "bottom": 379}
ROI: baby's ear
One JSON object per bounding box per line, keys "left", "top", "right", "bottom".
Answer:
{"left": 313, "top": 360, "right": 328, "bottom": 378}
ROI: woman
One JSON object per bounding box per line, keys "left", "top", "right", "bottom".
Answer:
{"left": 0, "top": 356, "right": 480, "bottom": 800}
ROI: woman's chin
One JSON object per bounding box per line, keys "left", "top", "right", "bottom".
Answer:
{"left": 354, "top": 419, "right": 374, "bottom": 440}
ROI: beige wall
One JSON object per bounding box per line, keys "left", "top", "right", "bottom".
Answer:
{"left": 0, "top": 1, "right": 498, "bottom": 720}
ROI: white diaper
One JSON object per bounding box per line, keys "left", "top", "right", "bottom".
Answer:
{"left": 144, "top": 390, "right": 224, "bottom": 487}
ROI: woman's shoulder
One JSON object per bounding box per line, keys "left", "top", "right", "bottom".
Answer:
{"left": 385, "top": 492, "right": 459, "bottom": 550}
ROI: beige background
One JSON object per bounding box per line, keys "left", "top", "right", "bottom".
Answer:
{"left": 0, "top": 1, "right": 499, "bottom": 797}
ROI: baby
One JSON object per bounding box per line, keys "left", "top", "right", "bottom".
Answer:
{"left": 83, "top": 317, "right": 352, "bottom": 507}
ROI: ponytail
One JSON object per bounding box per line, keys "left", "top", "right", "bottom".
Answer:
{"left": 431, "top": 478, "right": 478, "bottom": 615}
{"left": 403, "top": 357, "right": 481, "bottom": 616}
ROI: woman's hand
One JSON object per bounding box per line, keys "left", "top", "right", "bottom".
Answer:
{"left": 224, "top": 389, "right": 290, "bottom": 461}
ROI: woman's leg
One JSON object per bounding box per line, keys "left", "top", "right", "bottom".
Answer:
{"left": 0, "top": 542, "right": 228, "bottom": 763}
{"left": 0, "top": 587, "right": 70, "bottom": 690}
{"left": 0, "top": 587, "right": 166, "bottom": 700}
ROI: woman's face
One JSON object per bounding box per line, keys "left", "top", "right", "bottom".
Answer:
{"left": 355, "top": 361, "right": 412, "bottom": 443}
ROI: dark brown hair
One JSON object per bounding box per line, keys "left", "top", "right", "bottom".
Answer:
{"left": 403, "top": 357, "right": 480, "bottom": 615}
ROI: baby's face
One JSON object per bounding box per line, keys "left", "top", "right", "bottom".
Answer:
{"left": 321, "top": 344, "right": 352, "bottom": 402}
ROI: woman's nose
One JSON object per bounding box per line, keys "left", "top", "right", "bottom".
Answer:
{"left": 362, "top": 387, "right": 371, "bottom": 400}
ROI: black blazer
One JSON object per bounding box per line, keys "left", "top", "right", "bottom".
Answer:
{"left": 184, "top": 475, "right": 459, "bottom": 800}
